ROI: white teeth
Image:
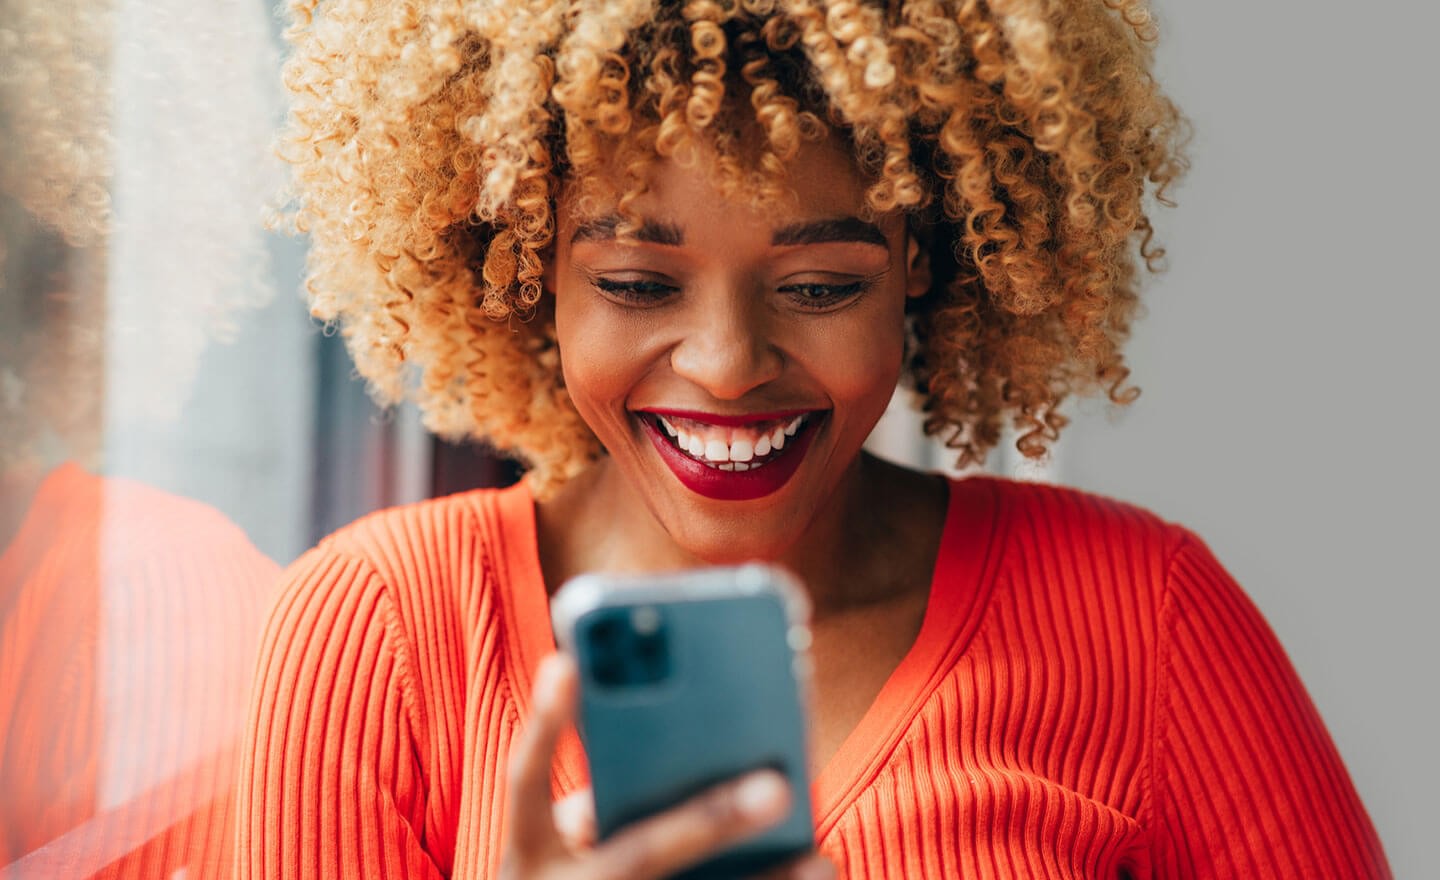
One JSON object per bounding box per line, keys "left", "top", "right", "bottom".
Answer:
{"left": 662, "top": 414, "right": 815, "bottom": 465}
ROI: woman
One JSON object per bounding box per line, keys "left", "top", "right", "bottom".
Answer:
{"left": 240, "top": 0, "right": 1390, "bottom": 877}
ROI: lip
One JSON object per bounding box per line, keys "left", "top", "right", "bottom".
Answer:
{"left": 637, "top": 411, "right": 824, "bottom": 501}
{"left": 638, "top": 408, "right": 818, "bottom": 428}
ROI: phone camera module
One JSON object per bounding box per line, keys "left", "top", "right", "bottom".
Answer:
{"left": 584, "top": 608, "right": 671, "bottom": 688}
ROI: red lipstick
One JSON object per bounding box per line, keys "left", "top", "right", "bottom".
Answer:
{"left": 642, "top": 409, "right": 814, "bottom": 428}
{"left": 638, "top": 413, "right": 821, "bottom": 501}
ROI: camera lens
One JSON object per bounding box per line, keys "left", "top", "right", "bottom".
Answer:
{"left": 584, "top": 607, "right": 671, "bottom": 687}
{"left": 590, "top": 616, "right": 621, "bottom": 644}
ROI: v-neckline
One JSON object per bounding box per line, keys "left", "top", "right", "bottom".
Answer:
{"left": 492, "top": 474, "right": 1001, "bottom": 828}
{"left": 808, "top": 475, "right": 999, "bottom": 834}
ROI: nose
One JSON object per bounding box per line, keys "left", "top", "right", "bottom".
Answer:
{"left": 669, "top": 286, "right": 784, "bottom": 400}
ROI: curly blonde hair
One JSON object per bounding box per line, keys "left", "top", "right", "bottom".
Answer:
{"left": 279, "top": 0, "right": 1187, "bottom": 496}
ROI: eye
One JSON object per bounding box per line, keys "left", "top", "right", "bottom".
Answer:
{"left": 779, "top": 280, "right": 871, "bottom": 310}
{"left": 591, "top": 277, "right": 679, "bottom": 306}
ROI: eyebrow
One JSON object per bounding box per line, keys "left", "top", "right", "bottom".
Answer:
{"left": 570, "top": 216, "right": 684, "bottom": 246}
{"left": 568, "top": 214, "right": 889, "bottom": 249}
{"left": 772, "top": 217, "right": 888, "bottom": 248}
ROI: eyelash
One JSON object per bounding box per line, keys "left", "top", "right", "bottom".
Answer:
{"left": 593, "top": 278, "right": 674, "bottom": 303}
{"left": 592, "top": 278, "right": 871, "bottom": 310}
{"left": 785, "top": 282, "right": 869, "bottom": 307}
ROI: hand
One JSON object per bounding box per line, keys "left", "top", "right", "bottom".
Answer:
{"left": 501, "top": 654, "right": 836, "bottom": 880}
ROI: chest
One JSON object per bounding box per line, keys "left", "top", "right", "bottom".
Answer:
{"left": 435, "top": 620, "right": 1154, "bottom": 880}
{"left": 820, "top": 745, "right": 1151, "bottom": 878}
{"left": 805, "top": 598, "right": 927, "bottom": 776}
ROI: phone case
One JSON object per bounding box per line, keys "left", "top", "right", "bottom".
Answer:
{"left": 551, "top": 563, "right": 815, "bottom": 880}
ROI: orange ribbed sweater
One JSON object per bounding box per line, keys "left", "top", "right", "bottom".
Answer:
{"left": 237, "top": 476, "right": 1389, "bottom": 878}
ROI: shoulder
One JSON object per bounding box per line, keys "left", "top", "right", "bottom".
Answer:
{"left": 75, "top": 467, "right": 282, "bottom": 586}
{"left": 319, "top": 481, "right": 527, "bottom": 575}
{"left": 972, "top": 475, "right": 1189, "bottom": 552}
{"left": 272, "top": 481, "right": 534, "bottom": 631}
{"left": 970, "top": 476, "right": 1276, "bottom": 650}
{"left": 968, "top": 475, "right": 1198, "bottom": 566}
{"left": 298, "top": 480, "right": 535, "bottom": 601}
{"left": 957, "top": 475, "right": 1213, "bottom": 611}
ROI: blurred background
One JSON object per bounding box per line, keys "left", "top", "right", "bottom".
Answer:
{"left": 1, "top": 0, "right": 1433, "bottom": 876}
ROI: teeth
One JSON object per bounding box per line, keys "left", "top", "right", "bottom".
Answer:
{"left": 658, "top": 413, "right": 816, "bottom": 464}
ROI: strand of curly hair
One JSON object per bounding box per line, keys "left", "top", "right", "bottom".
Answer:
{"left": 278, "top": 0, "right": 1188, "bottom": 496}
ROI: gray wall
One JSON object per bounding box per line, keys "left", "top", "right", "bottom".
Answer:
{"left": 1059, "top": 1, "right": 1437, "bottom": 875}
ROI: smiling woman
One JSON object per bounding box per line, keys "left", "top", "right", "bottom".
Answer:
{"left": 240, "top": 1, "right": 1391, "bottom": 878}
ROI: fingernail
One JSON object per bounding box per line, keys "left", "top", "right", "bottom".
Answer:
{"left": 535, "top": 656, "right": 563, "bottom": 704}
{"left": 735, "top": 771, "right": 787, "bottom": 820}
{"left": 536, "top": 656, "right": 556, "bottom": 686}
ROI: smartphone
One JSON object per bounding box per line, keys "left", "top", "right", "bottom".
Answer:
{"left": 550, "top": 563, "right": 816, "bottom": 880}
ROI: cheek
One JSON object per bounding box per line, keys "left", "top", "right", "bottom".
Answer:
{"left": 554, "top": 290, "right": 648, "bottom": 420}
{"left": 802, "top": 308, "right": 908, "bottom": 412}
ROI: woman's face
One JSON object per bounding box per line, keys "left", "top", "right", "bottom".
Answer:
{"left": 548, "top": 136, "right": 929, "bottom": 563}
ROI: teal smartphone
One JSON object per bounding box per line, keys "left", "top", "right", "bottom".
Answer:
{"left": 550, "top": 563, "right": 816, "bottom": 880}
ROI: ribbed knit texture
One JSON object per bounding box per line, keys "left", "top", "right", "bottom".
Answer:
{"left": 237, "top": 476, "right": 1390, "bottom": 879}
{"left": 0, "top": 464, "right": 277, "bottom": 878}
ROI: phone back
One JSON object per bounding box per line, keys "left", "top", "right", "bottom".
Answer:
{"left": 552, "top": 565, "right": 814, "bottom": 880}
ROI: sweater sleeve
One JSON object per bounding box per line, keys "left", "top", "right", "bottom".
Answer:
{"left": 1150, "top": 536, "right": 1390, "bottom": 878}
{"left": 236, "top": 545, "right": 445, "bottom": 879}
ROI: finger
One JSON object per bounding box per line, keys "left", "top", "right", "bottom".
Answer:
{"left": 553, "top": 788, "right": 597, "bottom": 851}
{"left": 588, "top": 769, "right": 791, "bottom": 880}
{"left": 506, "top": 653, "right": 579, "bottom": 858}
{"left": 748, "top": 853, "right": 836, "bottom": 880}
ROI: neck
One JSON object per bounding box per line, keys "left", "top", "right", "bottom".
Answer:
{"left": 536, "top": 452, "right": 946, "bottom": 621}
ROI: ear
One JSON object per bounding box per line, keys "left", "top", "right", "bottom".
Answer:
{"left": 904, "top": 233, "right": 932, "bottom": 300}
